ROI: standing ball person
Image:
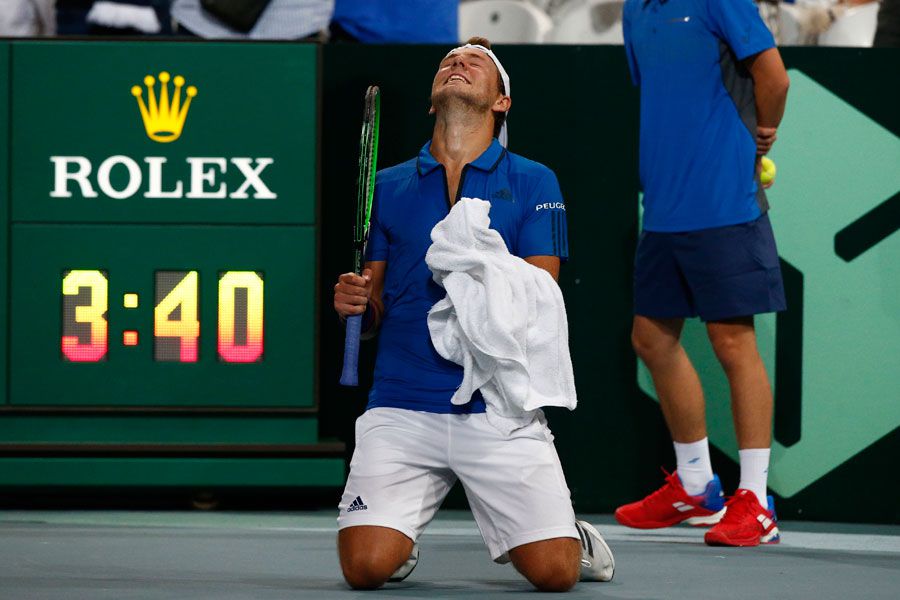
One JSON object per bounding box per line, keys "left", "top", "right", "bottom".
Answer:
{"left": 332, "top": 38, "right": 614, "bottom": 590}
{"left": 618, "top": 0, "right": 790, "bottom": 546}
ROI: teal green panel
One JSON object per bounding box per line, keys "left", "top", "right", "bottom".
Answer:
{"left": 0, "top": 43, "right": 8, "bottom": 406}
{"left": 10, "top": 225, "right": 315, "bottom": 407}
{"left": 638, "top": 70, "right": 900, "bottom": 498}
{"left": 0, "top": 415, "right": 318, "bottom": 444}
{"left": 762, "top": 70, "right": 900, "bottom": 496}
{"left": 11, "top": 42, "right": 317, "bottom": 225}
{"left": 0, "top": 457, "right": 345, "bottom": 487}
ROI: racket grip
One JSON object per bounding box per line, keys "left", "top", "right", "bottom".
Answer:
{"left": 340, "top": 314, "right": 363, "bottom": 386}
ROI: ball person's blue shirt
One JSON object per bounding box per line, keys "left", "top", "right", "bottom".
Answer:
{"left": 623, "top": 0, "right": 776, "bottom": 232}
{"left": 364, "top": 139, "right": 569, "bottom": 414}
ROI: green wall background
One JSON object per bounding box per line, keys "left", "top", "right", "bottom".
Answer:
{"left": 0, "top": 43, "right": 8, "bottom": 409}
{"left": 0, "top": 41, "right": 343, "bottom": 490}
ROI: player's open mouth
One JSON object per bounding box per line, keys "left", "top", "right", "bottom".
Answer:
{"left": 445, "top": 74, "right": 470, "bottom": 85}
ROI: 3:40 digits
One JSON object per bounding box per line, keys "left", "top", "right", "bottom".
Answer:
{"left": 61, "top": 269, "right": 264, "bottom": 363}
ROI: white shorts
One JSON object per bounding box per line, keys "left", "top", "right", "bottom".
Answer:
{"left": 337, "top": 407, "right": 579, "bottom": 562}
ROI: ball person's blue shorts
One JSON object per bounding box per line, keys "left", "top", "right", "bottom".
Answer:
{"left": 634, "top": 213, "right": 787, "bottom": 322}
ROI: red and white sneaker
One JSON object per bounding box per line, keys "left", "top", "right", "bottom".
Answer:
{"left": 704, "top": 489, "right": 781, "bottom": 547}
{"left": 614, "top": 470, "right": 726, "bottom": 529}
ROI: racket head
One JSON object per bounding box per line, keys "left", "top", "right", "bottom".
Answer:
{"left": 352, "top": 85, "right": 381, "bottom": 275}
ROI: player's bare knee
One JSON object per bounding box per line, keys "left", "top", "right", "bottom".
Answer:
{"left": 342, "top": 571, "right": 388, "bottom": 590}
{"left": 525, "top": 562, "right": 579, "bottom": 593}
{"left": 338, "top": 526, "right": 412, "bottom": 590}
{"left": 339, "top": 554, "right": 392, "bottom": 590}
{"left": 338, "top": 542, "right": 394, "bottom": 590}
{"left": 514, "top": 545, "right": 580, "bottom": 593}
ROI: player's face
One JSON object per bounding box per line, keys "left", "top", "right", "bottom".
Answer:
{"left": 431, "top": 49, "right": 502, "bottom": 113}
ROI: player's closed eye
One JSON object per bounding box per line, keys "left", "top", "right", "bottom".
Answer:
{"left": 443, "top": 55, "right": 485, "bottom": 68}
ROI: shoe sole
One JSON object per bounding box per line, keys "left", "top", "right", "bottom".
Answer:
{"left": 686, "top": 508, "right": 726, "bottom": 527}
{"left": 576, "top": 520, "right": 615, "bottom": 582}
{"left": 762, "top": 528, "right": 781, "bottom": 544}
{"left": 615, "top": 507, "right": 725, "bottom": 530}
{"left": 705, "top": 526, "right": 781, "bottom": 547}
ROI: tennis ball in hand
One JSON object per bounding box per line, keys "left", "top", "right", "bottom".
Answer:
{"left": 760, "top": 156, "right": 777, "bottom": 185}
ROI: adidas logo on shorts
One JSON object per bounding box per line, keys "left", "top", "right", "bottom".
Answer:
{"left": 347, "top": 496, "right": 368, "bottom": 512}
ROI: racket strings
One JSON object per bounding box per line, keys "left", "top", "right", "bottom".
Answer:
{"left": 351, "top": 86, "right": 380, "bottom": 275}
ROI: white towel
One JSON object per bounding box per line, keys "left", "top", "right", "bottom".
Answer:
{"left": 426, "top": 197, "right": 577, "bottom": 435}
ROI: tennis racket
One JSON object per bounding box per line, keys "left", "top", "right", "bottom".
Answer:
{"left": 340, "top": 85, "right": 380, "bottom": 386}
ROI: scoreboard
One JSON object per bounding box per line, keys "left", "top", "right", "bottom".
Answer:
{"left": 15, "top": 227, "right": 312, "bottom": 407}
{"left": 0, "top": 41, "right": 343, "bottom": 488}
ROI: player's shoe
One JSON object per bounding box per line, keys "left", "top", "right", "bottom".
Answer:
{"left": 575, "top": 520, "right": 615, "bottom": 582}
{"left": 388, "top": 543, "right": 419, "bottom": 582}
{"left": 704, "top": 489, "right": 780, "bottom": 547}
{"left": 614, "top": 470, "right": 726, "bottom": 529}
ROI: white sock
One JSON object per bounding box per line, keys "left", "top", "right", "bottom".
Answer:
{"left": 673, "top": 438, "right": 714, "bottom": 496}
{"left": 738, "top": 448, "right": 771, "bottom": 509}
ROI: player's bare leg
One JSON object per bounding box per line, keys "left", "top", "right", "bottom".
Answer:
{"left": 509, "top": 537, "right": 581, "bottom": 592}
{"left": 338, "top": 526, "right": 414, "bottom": 590}
{"left": 706, "top": 317, "right": 773, "bottom": 450}
{"left": 631, "top": 316, "right": 706, "bottom": 443}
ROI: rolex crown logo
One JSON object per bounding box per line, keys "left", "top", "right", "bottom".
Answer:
{"left": 131, "top": 71, "right": 197, "bottom": 143}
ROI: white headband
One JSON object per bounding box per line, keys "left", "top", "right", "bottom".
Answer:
{"left": 446, "top": 43, "right": 510, "bottom": 147}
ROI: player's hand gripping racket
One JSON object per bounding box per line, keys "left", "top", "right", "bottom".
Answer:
{"left": 340, "top": 85, "right": 380, "bottom": 386}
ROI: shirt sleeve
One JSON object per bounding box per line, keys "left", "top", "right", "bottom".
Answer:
{"left": 517, "top": 170, "right": 569, "bottom": 261}
{"left": 622, "top": 4, "right": 641, "bottom": 86}
{"left": 706, "top": 0, "right": 775, "bottom": 60}
{"left": 364, "top": 180, "right": 389, "bottom": 262}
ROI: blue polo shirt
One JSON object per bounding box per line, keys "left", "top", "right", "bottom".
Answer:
{"left": 365, "top": 139, "right": 569, "bottom": 414}
{"left": 623, "top": 0, "right": 776, "bottom": 232}
{"left": 333, "top": 0, "right": 458, "bottom": 43}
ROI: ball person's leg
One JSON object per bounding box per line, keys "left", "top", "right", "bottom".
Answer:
{"left": 632, "top": 315, "right": 706, "bottom": 443}
{"left": 706, "top": 317, "right": 773, "bottom": 450}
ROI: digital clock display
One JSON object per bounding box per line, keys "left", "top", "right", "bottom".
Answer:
{"left": 61, "top": 269, "right": 265, "bottom": 364}
{"left": 11, "top": 226, "right": 314, "bottom": 408}
{"left": 61, "top": 270, "right": 109, "bottom": 362}
{"left": 154, "top": 271, "right": 201, "bottom": 363}
{"left": 216, "top": 271, "right": 265, "bottom": 363}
